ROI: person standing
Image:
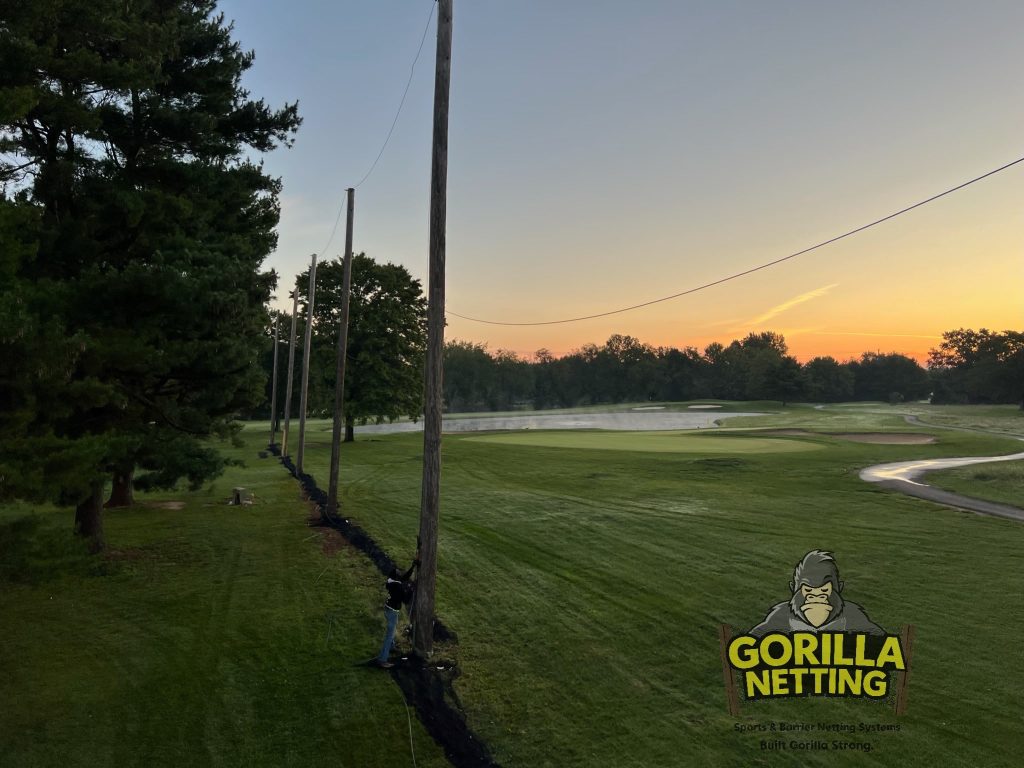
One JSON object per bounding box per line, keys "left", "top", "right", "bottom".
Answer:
{"left": 378, "top": 558, "right": 419, "bottom": 668}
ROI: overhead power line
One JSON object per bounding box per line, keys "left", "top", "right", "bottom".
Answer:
{"left": 352, "top": 1, "right": 437, "bottom": 190}
{"left": 316, "top": 1, "right": 437, "bottom": 259}
{"left": 447, "top": 155, "right": 1024, "bottom": 327}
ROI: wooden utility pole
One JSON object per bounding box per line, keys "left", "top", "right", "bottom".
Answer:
{"left": 296, "top": 254, "right": 318, "bottom": 474}
{"left": 327, "top": 189, "right": 355, "bottom": 516}
{"left": 268, "top": 318, "right": 280, "bottom": 447}
{"left": 281, "top": 286, "right": 299, "bottom": 456}
{"left": 413, "top": 0, "right": 453, "bottom": 659}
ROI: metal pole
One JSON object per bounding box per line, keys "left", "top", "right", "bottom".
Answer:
{"left": 296, "top": 254, "right": 318, "bottom": 475}
{"left": 327, "top": 189, "right": 355, "bottom": 516}
{"left": 269, "top": 318, "right": 280, "bottom": 447}
{"left": 413, "top": 0, "right": 452, "bottom": 659}
{"left": 281, "top": 286, "right": 299, "bottom": 456}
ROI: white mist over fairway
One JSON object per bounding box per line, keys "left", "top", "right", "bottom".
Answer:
{"left": 351, "top": 410, "right": 765, "bottom": 435}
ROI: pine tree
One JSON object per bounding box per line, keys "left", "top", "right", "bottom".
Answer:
{"left": 0, "top": 0, "right": 300, "bottom": 548}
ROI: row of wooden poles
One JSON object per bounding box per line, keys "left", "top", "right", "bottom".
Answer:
{"left": 265, "top": 0, "right": 453, "bottom": 658}
{"left": 267, "top": 197, "right": 351, "bottom": 510}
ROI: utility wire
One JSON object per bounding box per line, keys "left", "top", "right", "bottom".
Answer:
{"left": 447, "top": 155, "right": 1024, "bottom": 326}
{"left": 353, "top": 1, "right": 437, "bottom": 190}
{"left": 315, "top": 1, "right": 437, "bottom": 259}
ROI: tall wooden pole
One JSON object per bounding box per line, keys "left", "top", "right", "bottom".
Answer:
{"left": 413, "top": 0, "right": 453, "bottom": 659}
{"left": 268, "top": 318, "right": 280, "bottom": 447}
{"left": 296, "top": 254, "right": 317, "bottom": 475}
{"left": 281, "top": 286, "right": 299, "bottom": 456}
{"left": 327, "top": 189, "right": 355, "bottom": 516}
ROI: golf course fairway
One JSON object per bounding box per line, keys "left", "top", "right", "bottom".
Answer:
{"left": 464, "top": 430, "right": 824, "bottom": 453}
{"left": 3, "top": 403, "right": 1023, "bottom": 767}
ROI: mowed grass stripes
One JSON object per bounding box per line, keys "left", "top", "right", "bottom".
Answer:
{"left": 294, "top": 407, "right": 1024, "bottom": 767}
{"left": 0, "top": 448, "right": 448, "bottom": 768}
{"left": 3, "top": 402, "right": 1023, "bottom": 767}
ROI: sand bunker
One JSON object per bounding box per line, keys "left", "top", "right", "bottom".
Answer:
{"left": 631, "top": 406, "right": 665, "bottom": 411}
{"left": 687, "top": 404, "right": 722, "bottom": 409}
{"left": 760, "top": 429, "right": 936, "bottom": 445}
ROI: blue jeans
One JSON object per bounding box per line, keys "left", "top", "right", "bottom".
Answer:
{"left": 379, "top": 606, "right": 399, "bottom": 663}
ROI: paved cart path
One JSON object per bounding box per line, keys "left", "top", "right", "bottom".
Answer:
{"left": 861, "top": 448, "right": 1024, "bottom": 522}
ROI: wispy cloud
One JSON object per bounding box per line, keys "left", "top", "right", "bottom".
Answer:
{"left": 747, "top": 283, "right": 840, "bottom": 326}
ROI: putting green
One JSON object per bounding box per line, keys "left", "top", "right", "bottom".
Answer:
{"left": 463, "top": 430, "right": 823, "bottom": 454}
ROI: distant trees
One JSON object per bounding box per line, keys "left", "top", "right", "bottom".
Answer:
{"left": 443, "top": 342, "right": 533, "bottom": 411}
{"left": 0, "top": 1, "right": 299, "bottom": 549}
{"left": 802, "top": 357, "right": 855, "bottom": 403}
{"left": 928, "top": 329, "right": 1024, "bottom": 408}
{"left": 720, "top": 332, "right": 801, "bottom": 402}
{"left": 443, "top": 341, "right": 496, "bottom": 412}
{"left": 416, "top": 333, "right": 948, "bottom": 413}
{"left": 492, "top": 349, "right": 536, "bottom": 411}
{"left": 255, "top": 325, "right": 1024, "bottom": 417}
{"left": 849, "top": 352, "right": 930, "bottom": 403}
{"left": 658, "top": 346, "right": 706, "bottom": 401}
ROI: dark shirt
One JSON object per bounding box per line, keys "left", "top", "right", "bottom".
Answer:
{"left": 385, "top": 563, "right": 416, "bottom": 611}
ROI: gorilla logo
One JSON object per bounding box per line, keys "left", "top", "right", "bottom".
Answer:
{"left": 750, "top": 550, "right": 884, "bottom": 637}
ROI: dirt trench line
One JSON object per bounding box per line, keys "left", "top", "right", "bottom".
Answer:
{"left": 267, "top": 445, "right": 500, "bottom": 768}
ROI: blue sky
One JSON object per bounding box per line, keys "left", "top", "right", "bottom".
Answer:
{"left": 220, "top": 0, "right": 1023, "bottom": 359}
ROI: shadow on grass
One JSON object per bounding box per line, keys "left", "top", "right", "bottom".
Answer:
{"left": 0, "top": 514, "right": 98, "bottom": 585}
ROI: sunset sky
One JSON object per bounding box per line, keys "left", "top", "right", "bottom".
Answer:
{"left": 219, "top": 0, "right": 1023, "bottom": 363}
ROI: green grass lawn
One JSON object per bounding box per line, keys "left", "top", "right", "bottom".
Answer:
{"left": 464, "top": 430, "right": 824, "bottom": 454}
{"left": 4, "top": 403, "right": 1024, "bottom": 767}
{"left": 0, "top": 448, "right": 448, "bottom": 768}
{"left": 289, "top": 411, "right": 1024, "bottom": 768}
{"left": 926, "top": 461, "right": 1024, "bottom": 508}
{"left": 824, "top": 402, "right": 1024, "bottom": 437}
{"left": 724, "top": 402, "right": 1024, "bottom": 437}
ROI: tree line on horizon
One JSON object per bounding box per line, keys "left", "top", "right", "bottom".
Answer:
{"left": 434, "top": 329, "right": 1023, "bottom": 412}
{"left": 441, "top": 332, "right": 916, "bottom": 411}
{"left": 256, "top": 325, "right": 1023, "bottom": 423}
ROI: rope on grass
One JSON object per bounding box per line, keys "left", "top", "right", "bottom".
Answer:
{"left": 324, "top": 608, "right": 344, "bottom": 646}
{"left": 394, "top": 679, "right": 418, "bottom": 768}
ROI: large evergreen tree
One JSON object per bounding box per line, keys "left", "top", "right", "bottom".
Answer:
{"left": 0, "top": 0, "right": 300, "bottom": 548}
